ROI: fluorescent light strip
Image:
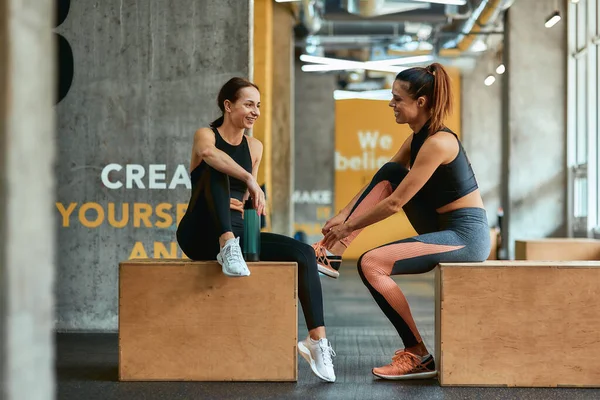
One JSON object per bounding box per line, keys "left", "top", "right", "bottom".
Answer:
{"left": 299, "top": 54, "right": 431, "bottom": 73}
{"left": 334, "top": 89, "right": 393, "bottom": 101}
{"left": 302, "top": 63, "right": 406, "bottom": 73}
{"left": 300, "top": 54, "right": 433, "bottom": 67}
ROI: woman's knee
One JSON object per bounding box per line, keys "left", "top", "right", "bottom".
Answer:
{"left": 373, "top": 162, "right": 408, "bottom": 183}
{"left": 356, "top": 250, "right": 375, "bottom": 281}
{"left": 357, "top": 250, "right": 389, "bottom": 282}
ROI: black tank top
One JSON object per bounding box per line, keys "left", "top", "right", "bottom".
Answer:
{"left": 410, "top": 121, "right": 478, "bottom": 209}
{"left": 190, "top": 127, "right": 253, "bottom": 202}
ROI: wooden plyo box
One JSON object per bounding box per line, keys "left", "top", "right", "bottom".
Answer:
{"left": 516, "top": 238, "right": 600, "bottom": 261}
{"left": 435, "top": 261, "right": 600, "bottom": 387}
{"left": 118, "top": 259, "right": 298, "bottom": 382}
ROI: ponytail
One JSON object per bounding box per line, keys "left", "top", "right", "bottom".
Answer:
{"left": 209, "top": 115, "right": 224, "bottom": 128}
{"left": 427, "top": 63, "right": 453, "bottom": 135}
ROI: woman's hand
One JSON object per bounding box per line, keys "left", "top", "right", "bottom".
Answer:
{"left": 230, "top": 198, "right": 244, "bottom": 215}
{"left": 322, "top": 223, "right": 353, "bottom": 249}
{"left": 246, "top": 177, "right": 266, "bottom": 216}
{"left": 321, "top": 211, "right": 349, "bottom": 235}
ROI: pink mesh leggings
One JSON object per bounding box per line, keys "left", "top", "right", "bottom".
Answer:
{"left": 343, "top": 162, "right": 490, "bottom": 347}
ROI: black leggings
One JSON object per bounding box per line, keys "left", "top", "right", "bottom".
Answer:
{"left": 176, "top": 164, "right": 325, "bottom": 330}
{"left": 347, "top": 162, "right": 490, "bottom": 347}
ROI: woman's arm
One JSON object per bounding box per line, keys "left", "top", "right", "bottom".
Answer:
{"left": 194, "top": 128, "right": 254, "bottom": 184}
{"left": 322, "top": 132, "right": 457, "bottom": 247}
{"left": 244, "top": 136, "right": 266, "bottom": 215}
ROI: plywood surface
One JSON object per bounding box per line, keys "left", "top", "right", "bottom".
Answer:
{"left": 439, "top": 260, "right": 600, "bottom": 268}
{"left": 438, "top": 265, "right": 600, "bottom": 387}
{"left": 515, "top": 239, "right": 600, "bottom": 261}
{"left": 119, "top": 261, "right": 298, "bottom": 381}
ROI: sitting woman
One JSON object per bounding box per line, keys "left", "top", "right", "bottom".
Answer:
{"left": 176, "top": 77, "right": 336, "bottom": 383}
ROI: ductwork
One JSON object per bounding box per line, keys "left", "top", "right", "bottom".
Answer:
{"left": 343, "top": 0, "right": 428, "bottom": 17}
{"left": 317, "top": 20, "right": 404, "bottom": 36}
{"left": 439, "top": 0, "right": 515, "bottom": 51}
{"left": 298, "top": 0, "right": 326, "bottom": 36}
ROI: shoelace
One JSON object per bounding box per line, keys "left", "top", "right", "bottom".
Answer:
{"left": 223, "top": 242, "right": 243, "bottom": 265}
{"left": 313, "top": 243, "right": 332, "bottom": 268}
{"left": 319, "top": 341, "right": 337, "bottom": 367}
{"left": 391, "top": 351, "right": 421, "bottom": 371}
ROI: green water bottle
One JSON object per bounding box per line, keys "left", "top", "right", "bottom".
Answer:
{"left": 243, "top": 198, "right": 261, "bottom": 262}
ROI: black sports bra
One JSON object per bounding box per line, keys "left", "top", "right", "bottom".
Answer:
{"left": 410, "top": 121, "right": 479, "bottom": 209}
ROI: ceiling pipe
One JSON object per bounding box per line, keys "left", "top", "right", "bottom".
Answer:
{"left": 343, "top": 0, "right": 429, "bottom": 17}
{"left": 439, "top": 0, "right": 515, "bottom": 51}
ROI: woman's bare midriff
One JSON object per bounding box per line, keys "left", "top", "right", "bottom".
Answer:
{"left": 435, "top": 189, "right": 485, "bottom": 214}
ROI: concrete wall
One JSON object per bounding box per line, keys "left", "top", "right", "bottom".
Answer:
{"left": 461, "top": 50, "right": 503, "bottom": 228}
{"left": 55, "top": 0, "right": 251, "bottom": 331}
{"left": 504, "top": 0, "right": 567, "bottom": 257}
{"left": 1, "top": 0, "right": 56, "bottom": 398}
{"left": 293, "top": 63, "right": 337, "bottom": 244}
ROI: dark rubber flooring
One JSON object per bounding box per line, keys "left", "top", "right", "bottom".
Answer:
{"left": 56, "top": 263, "right": 599, "bottom": 399}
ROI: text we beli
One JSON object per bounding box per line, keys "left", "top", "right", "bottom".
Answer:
{"left": 335, "top": 131, "right": 394, "bottom": 171}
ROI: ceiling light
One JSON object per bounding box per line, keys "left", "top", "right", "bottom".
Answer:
{"left": 299, "top": 54, "right": 427, "bottom": 74}
{"left": 333, "top": 89, "right": 393, "bottom": 101}
{"left": 470, "top": 40, "right": 488, "bottom": 52}
{"left": 496, "top": 64, "right": 505, "bottom": 74}
{"left": 411, "top": 0, "right": 467, "bottom": 5}
{"left": 571, "top": 0, "right": 580, "bottom": 3}
{"left": 545, "top": 10, "right": 561, "bottom": 28}
{"left": 275, "top": 0, "right": 301, "bottom": 2}
{"left": 302, "top": 63, "right": 405, "bottom": 74}
{"left": 484, "top": 75, "right": 496, "bottom": 86}
{"left": 299, "top": 54, "right": 432, "bottom": 67}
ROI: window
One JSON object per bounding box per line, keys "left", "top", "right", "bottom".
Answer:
{"left": 567, "top": 0, "right": 600, "bottom": 237}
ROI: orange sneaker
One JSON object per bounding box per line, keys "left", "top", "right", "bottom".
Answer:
{"left": 312, "top": 242, "right": 342, "bottom": 279}
{"left": 372, "top": 351, "right": 437, "bottom": 380}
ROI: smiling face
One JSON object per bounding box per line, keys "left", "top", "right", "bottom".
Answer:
{"left": 225, "top": 86, "right": 260, "bottom": 129}
{"left": 388, "top": 80, "right": 427, "bottom": 125}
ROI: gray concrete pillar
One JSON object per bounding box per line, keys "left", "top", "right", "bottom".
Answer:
{"left": 293, "top": 64, "right": 336, "bottom": 244}
{"left": 1, "top": 0, "right": 56, "bottom": 398}
{"left": 461, "top": 50, "right": 503, "bottom": 228}
{"left": 55, "top": 1, "right": 252, "bottom": 331}
{"left": 270, "top": 3, "right": 295, "bottom": 236}
{"left": 503, "top": 0, "right": 567, "bottom": 257}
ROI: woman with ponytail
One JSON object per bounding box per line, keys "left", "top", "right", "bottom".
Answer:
{"left": 313, "top": 63, "right": 490, "bottom": 380}
{"left": 177, "top": 77, "right": 336, "bottom": 383}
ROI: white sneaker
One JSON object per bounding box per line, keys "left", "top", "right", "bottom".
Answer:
{"left": 216, "top": 237, "right": 250, "bottom": 277}
{"left": 298, "top": 336, "right": 336, "bottom": 382}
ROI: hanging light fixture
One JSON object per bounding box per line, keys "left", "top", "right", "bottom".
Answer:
{"left": 545, "top": 10, "right": 561, "bottom": 28}
{"left": 484, "top": 75, "right": 496, "bottom": 86}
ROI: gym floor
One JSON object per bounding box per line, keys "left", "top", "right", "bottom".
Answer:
{"left": 56, "top": 262, "right": 599, "bottom": 400}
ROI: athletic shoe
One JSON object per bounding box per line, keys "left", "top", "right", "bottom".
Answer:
{"left": 216, "top": 237, "right": 250, "bottom": 277}
{"left": 297, "top": 336, "right": 336, "bottom": 382}
{"left": 372, "top": 350, "right": 437, "bottom": 380}
{"left": 312, "top": 242, "right": 342, "bottom": 279}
